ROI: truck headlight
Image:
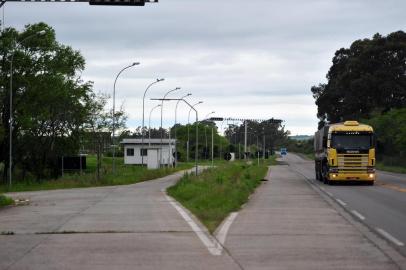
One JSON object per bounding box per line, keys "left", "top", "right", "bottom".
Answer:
{"left": 368, "top": 174, "right": 374, "bottom": 178}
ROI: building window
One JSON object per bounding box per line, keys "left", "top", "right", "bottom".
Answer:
{"left": 140, "top": 148, "right": 148, "bottom": 156}
{"left": 126, "top": 148, "right": 134, "bottom": 156}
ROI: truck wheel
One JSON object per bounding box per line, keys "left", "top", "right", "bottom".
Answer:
{"left": 367, "top": 181, "right": 374, "bottom": 186}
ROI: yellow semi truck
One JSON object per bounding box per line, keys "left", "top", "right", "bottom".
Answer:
{"left": 314, "top": 121, "right": 376, "bottom": 185}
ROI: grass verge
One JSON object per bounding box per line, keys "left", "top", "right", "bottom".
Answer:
{"left": 167, "top": 161, "right": 268, "bottom": 233}
{"left": 376, "top": 163, "right": 406, "bottom": 174}
{"left": 0, "top": 194, "right": 14, "bottom": 207}
{"left": 1, "top": 156, "right": 193, "bottom": 193}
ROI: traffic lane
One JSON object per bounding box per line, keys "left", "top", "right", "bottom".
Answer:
{"left": 377, "top": 170, "right": 406, "bottom": 189}
{"left": 224, "top": 165, "right": 399, "bottom": 270}
{"left": 284, "top": 153, "right": 406, "bottom": 256}
{"left": 322, "top": 184, "right": 406, "bottom": 253}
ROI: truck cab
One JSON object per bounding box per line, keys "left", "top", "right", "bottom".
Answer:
{"left": 314, "top": 121, "right": 375, "bottom": 185}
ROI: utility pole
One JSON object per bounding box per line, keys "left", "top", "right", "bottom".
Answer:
{"left": 211, "top": 125, "right": 214, "bottom": 167}
{"left": 244, "top": 120, "right": 248, "bottom": 160}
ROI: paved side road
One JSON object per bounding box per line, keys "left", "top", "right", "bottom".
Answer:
{"left": 0, "top": 170, "right": 239, "bottom": 270}
{"left": 1, "top": 165, "right": 404, "bottom": 270}
{"left": 223, "top": 165, "right": 403, "bottom": 270}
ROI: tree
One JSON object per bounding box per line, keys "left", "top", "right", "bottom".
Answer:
{"left": 224, "top": 120, "right": 288, "bottom": 157}
{"left": 0, "top": 23, "right": 98, "bottom": 182}
{"left": 311, "top": 31, "right": 406, "bottom": 127}
{"left": 365, "top": 108, "right": 406, "bottom": 159}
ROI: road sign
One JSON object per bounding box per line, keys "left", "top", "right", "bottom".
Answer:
{"left": 280, "top": 148, "right": 287, "bottom": 156}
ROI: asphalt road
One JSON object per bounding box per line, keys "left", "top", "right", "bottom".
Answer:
{"left": 283, "top": 153, "right": 406, "bottom": 257}
{"left": 0, "top": 162, "right": 405, "bottom": 270}
{"left": 0, "top": 169, "right": 239, "bottom": 270}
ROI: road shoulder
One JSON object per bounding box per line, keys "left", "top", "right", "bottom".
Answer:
{"left": 223, "top": 165, "right": 404, "bottom": 270}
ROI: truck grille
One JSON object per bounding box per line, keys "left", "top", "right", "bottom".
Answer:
{"left": 337, "top": 154, "right": 368, "bottom": 174}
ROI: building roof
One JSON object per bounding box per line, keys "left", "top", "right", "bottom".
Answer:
{"left": 120, "top": 138, "right": 176, "bottom": 145}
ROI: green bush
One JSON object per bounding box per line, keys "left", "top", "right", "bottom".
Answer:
{"left": 0, "top": 194, "right": 14, "bottom": 207}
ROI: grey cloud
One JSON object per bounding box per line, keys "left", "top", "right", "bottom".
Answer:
{"left": 3, "top": 0, "right": 406, "bottom": 134}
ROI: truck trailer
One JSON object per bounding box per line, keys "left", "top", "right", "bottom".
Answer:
{"left": 314, "top": 121, "right": 376, "bottom": 185}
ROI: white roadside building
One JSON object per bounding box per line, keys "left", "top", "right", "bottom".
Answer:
{"left": 120, "top": 138, "right": 176, "bottom": 169}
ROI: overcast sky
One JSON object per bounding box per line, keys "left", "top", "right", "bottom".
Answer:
{"left": 3, "top": 0, "right": 406, "bottom": 135}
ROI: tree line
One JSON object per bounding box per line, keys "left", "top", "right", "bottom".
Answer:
{"left": 0, "top": 22, "right": 291, "bottom": 185}
{"left": 311, "top": 31, "right": 406, "bottom": 164}
{"left": 0, "top": 23, "right": 123, "bottom": 183}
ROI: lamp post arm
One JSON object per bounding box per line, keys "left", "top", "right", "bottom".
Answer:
{"left": 180, "top": 99, "right": 199, "bottom": 176}
{"left": 159, "top": 87, "right": 180, "bottom": 167}
{"left": 141, "top": 78, "right": 164, "bottom": 166}
{"left": 112, "top": 62, "right": 138, "bottom": 174}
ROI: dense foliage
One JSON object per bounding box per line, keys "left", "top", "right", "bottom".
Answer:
{"left": 365, "top": 108, "right": 406, "bottom": 166}
{"left": 0, "top": 23, "right": 105, "bottom": 182}
{"left": 311, "top": 31, "right": 406, "bottom": 128}
{"left": 224, "top": 120, "right": 289, "bottom": 156}
{"left": 311, "top": 31, "right": 406, "bottom": 167}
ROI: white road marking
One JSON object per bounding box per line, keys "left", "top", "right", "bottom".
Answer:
{"left": 351, "top": 210, "right": 365, "bottom": 220}
{"left": 163, "top": 190, "right": 223, "bottom": 256}
{"left": 320, "top": 187, "right": 326, "bottom": 191}
{"left": 335, "top": 198, "right": 347, "bottom": 206}
{"left": 215, "top": 212, "right": 238, "bottom": 245}
{"left": 326, "top": 191, "right": 333, "bottom": 197}
{"left": 376, "top": 228, "right": 405, "bottom": 246}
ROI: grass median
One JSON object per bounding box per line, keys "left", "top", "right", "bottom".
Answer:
{"left": 0, "top": 156, "right": 193, "bottom": 193}
{"left": 0, "top": 194, "right": 14, "bottom": 207}
{"left": 167, "top": 160, "right": 269, "bottom": 233}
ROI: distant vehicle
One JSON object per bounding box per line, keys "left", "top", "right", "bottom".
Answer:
{"left": 314, "top": 121, "right": 375, "bottom": 185}
{"left": 280, "top": 148, "right": 287, "bottom": 156}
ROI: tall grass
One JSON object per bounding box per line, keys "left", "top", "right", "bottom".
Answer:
{"left": 0, "top": 156, "right": 192, "bottom": 193}
{"left": 167, "top": 161, "right": 268, "bottom": 233}
{"left": 0, "top": 194, "right": 14, "bottom": 207}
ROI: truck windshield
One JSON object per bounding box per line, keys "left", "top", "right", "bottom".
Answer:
{"left": 331, "top": 134, "right": 372, "bottom": 150}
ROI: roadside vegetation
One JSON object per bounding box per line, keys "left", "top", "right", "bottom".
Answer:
{"left": 310, "top": 31, "right": 406, "bottom": 175}
{"left": 376, "top": 163, "right": 406, "bottom": 174}
{"left": 167, "top": 160, "right": 269, "bottom": 233}
{"left": 0, "top": 156, "right": 192, "bottom": 193}
{"left": 0, "top": 194, "right": 14, "bottom": 207}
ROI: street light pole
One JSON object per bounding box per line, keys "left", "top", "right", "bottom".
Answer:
{"left": 244, "top": 120, "right": 248, "bottom": 160}
{"left": 142, "top": 78, "right": 164, "bottom": 166}
{"left": 219, "top": 119, "right": 226, "bottom": 159}
{"left": 174, "top": 93, "right": 192, "bottom": 167}
{"left": 112, "top": 62, "right": 139, "bottom": 174}
{"left": 204, "top": 111, "right": 215, "bottom": 160}
{"left": 182, "top": 100, "right": 200, "bottom": 176}
{"left": 9, "top": 30, "right": 46, "bottom": 188}
{"left": 160, "top": 87, "right": 180, "bottom": 167}
{"left": 187, "top": 101, "right": 203, "bottom": 163}
{"left": 150, "top": 98, "right": 200, "bottom": 175}
{"left": 211, "top": 125, "right": 214, "bottom": 167}
{"left": 148, "top": 104, "right": 161, "bottom": 146}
